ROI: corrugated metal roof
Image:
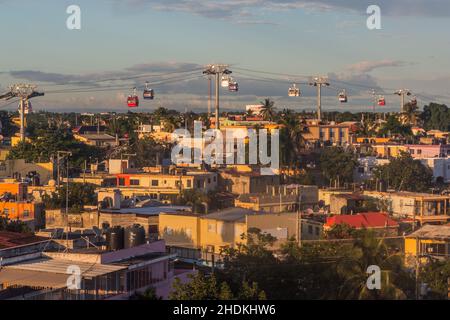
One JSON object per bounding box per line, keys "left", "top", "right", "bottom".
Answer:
{"left": 406, "top": 224, "right": 450, "bottom": 240}
{"left": 5, "top": 257, "right": 126, "bottom": 278}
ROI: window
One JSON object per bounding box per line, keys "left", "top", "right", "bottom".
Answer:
{"left": 308, "top": 225, "right": 313, "bottom": 234}
{"left": 358, "top": 167, "right": 365, "bottom": 174}
{"left": 118, "top": 178, "right": 126, "bottom": 186}
{"left": 187, "top": 180, "right": 192, "bottom": 188}
{"left": 208, "top": 178, "right": 211, "bottom": 184}
{"left": 197, "top": 180, "right": 201, "bottom": 188}
{"left": 3, "top": 209, "right": 9, "bottom": 215}
{"left": 315, "top": 227, "right": 320, "bottom": 236}
{"left": 23, "top": 210, "right": 30, "bottom": 218}
{"left": 410, "top": 149, "right": 415, "bottom": 154}
{"left": 130, "top": 179, "right": 140, "bottom": 186}
{"left": 151, "top": 180, "right": 159, "bottom": 187}
{"left": 213, "top": 176, "right": 217, "bottom": 182}
{"left": 417, "top": 149, "right": 422, "bottom": 155}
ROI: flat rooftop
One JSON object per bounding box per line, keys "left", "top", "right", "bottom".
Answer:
{"left": 406, "top": 224, "right": 450, "bottom": 240}
{"left": 0, "top": 231, "right": 48, "bottom": 250}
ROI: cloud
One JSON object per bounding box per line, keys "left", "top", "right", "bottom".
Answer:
{"left": 121, "top": 0, "right": 450, "bottom": 21}
{"left": 346, "top": 60, "right": 409, "bottom": 74}
{"left": 7, "top": 62, "right": 204, "bottom": 86}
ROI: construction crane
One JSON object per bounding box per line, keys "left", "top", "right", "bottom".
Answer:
{"left": 0, "top": 84, "right": 44, "bottom": 142}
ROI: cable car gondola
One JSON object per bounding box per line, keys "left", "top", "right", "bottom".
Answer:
{"left": 127, "top": 88, "right": 139, "bottom": 108}
{"left": 228, "top": 79, "right": 239, "bottom": 92}
{"left": 221, "top": 76, "right": 230, "bottom": 88}
{"left": 143, "top": 82, "right": 154, "bottom": 100}
{"left": 288, "top": 84, "right": 301, "bottom": 97}
{"left": 338, "top": 90, "right": 348, "bottom": 103}
{"left": 377, "top": 96, "right": 386, "bottom": 106}
{"left": 410, "top": 97, "right": 417, "bottom": 107}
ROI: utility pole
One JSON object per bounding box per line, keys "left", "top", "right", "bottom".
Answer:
{"left": 0, "top": 84, "right": 44, "bottom": 142}
{"left": 207, "top": 75, "right": 212, "bottom": 125}
{"left": 309, "top": 77, "right": 330, "bottom": 122}
{"left": 203, "top": 64, "right": 232, "bottom": 130}
{"left": 57, "top": 151, "right": 72, "bottom": 190}
{"left": 394, "top": 89, "right": 412, "bottom": 113}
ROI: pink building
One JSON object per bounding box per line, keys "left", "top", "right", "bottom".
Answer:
{"left": 406, "top": 144, "right": 450, "bottom": 159}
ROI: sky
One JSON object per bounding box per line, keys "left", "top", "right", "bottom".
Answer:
{"left": 0, "top": 0, "right": 450, "bottom": 113}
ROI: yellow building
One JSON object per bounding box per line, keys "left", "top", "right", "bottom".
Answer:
{"left": 371, "top": 144, "right": 407, "bottom": 158}
{"left": 356, "top": 137, "right": 392, "bottom": 144}
{"left": 302, "top": 121, "right": 358, "bottom": 146}
{"left": 159, "top": 208, "right": 299, "bottom": 257}
{"left": 404, "top": 224, "right": 450, "bottom": 267}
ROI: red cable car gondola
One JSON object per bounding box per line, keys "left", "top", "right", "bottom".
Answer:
{"left": 127, "top": 88, "right": 139, "bottom": 108}
{"left": 377, "top": 96, "right": 386, "bottom": 106}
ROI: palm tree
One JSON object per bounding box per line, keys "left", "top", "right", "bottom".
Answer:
{"left": 279, "top": 110, "right": 306, "bottom": 174}
{"left": 260, "top": 98, "right": 276, "bottom": 121}
{"left": 336, "top": 231, "right": 412, "bottom": 300}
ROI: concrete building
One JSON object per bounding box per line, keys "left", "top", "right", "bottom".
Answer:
{"left": 219, "top": 170, "right": 280, "bottom": 195}
{"left": 404, "top": 224, "right": 450, "bottom": 267}
{"left": 302, "top": 121, "right": 358, "bottom": 146}
{"left": 353, "top": 157, "right": 390, "bottom": 183}
{"left": 74, "top": 133, "right": 118, "bottom": 148}
{"left": 0, "top": 239, "right": 190, "bottom": 300}
{"left": 406, "top": 144, "right": 450, "bottom": 159}
{"left": 0, "top": 159, "right": 55, "bottom": 185}
{"left": 159, "top": 208, "right": 302, "bottom": 263}
{"left": 235, "top": 185, "right": 318, "bottom": 213}
{"left": 364, "top": 191, "right": 450, "bottom": 225}
{"left": 329, "top": 193, "right": 375, "bottom": 215}
{"left": 419, "top": 157, "right": 450, "bottom": 183}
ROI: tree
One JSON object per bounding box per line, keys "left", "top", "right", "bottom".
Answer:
{"left": 129, "top": 137, "right": 170, "bottom": 168}
{"left": 259, "top": 98, "right": 276, "bottom": 121}
{"left": 325, "top": 223, "right": 362, "bottom": 240}
{"left": 378, "top": 115, "right": 412, "bottom": 137}
{"left": 420, "top": 259, "right": 450, "bottom": 299}
{"left": 372, "top": 151, "right": 433, "bottom": 192}
{"left": 0, "top": 217, "right": 31, "bottom": 233}
{"left": 42, "top": 183, "right": 97, "bottom": 213}
{"left": 169, "top": 273, "right": 265, "bottom": 300}
{"left": 335, "top": 231, "right": 414, "bottom": 299}
{"left": 7, "top": 129, "right": 104, "bottom": 168}
{"left": 420, "top": 103, "right": 450, "bottom": 131}
{"left": 279, "top": 110, "right": 305, "bottom": 169}
{"left": 320, "top": 147, "right": 358, "bottom": 186}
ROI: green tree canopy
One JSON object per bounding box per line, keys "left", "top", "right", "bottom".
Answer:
{"left": 372, "top": 151, "right": 433, "bottom": 192}
{"left": 320, "top": 147, "right": 358, "bottom": 186}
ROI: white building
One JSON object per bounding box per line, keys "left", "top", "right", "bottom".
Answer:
{"left": 353, "top": 157, "right": 390, "bottom": 183}
{"left": 420, "top": 157, "right": 450, "bottom": 183}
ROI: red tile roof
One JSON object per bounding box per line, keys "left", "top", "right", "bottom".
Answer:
{"left": 325, "top": 212, "right": 399, "bottom": 229}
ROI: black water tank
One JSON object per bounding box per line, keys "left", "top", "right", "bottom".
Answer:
{"left": 124, "top": 224, "right": 146, "bottom": 249}
{"left": 107, "top": 226, "right": 124, "bottom": 251}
